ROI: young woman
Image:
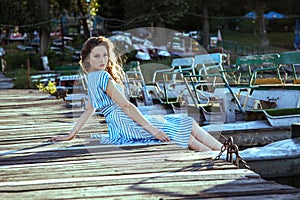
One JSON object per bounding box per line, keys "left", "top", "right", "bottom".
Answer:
{"left": 48, "top": 36, "right": 222, "bottom": 151}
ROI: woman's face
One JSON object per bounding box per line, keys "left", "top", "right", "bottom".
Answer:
{"left": 89, "top": 45, "right": 108, "bottom": 72}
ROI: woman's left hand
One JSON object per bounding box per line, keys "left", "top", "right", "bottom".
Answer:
{"left": 48, "top": 134, "right": 74, "bottom": 142}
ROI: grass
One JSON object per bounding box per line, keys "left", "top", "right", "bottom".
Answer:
{"left": 222, "top": 30, "right": 294, "bottom": 51}
{"left": 223, "top": 30, "right": 262, "bottom": 46}
{"left": 268, "top": 32, "right": 294, "bottom": 48}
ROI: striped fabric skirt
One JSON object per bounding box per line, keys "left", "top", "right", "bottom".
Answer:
{"left": 96, "top": 104, "right": 194, "bottom": 148}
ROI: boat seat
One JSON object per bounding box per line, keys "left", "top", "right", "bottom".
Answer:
{"left": 253, "top": 77, "right": 283, "bottom": 85}
{"left": 294, "top": 79, "right": 300, "bottom": 84}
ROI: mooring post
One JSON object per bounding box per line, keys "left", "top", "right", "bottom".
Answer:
{"left": 27, "top": 59, "right": 30, "bottom": 88}
{"left": 291, "top": 123, "right": 300, "bottom": 138}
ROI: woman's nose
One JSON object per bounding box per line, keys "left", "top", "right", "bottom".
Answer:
{"left": 99, "top": 56, "right": 105, "bottom": 62}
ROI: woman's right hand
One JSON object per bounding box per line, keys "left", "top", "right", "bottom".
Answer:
{"left": 48, "top": 134, "right": 74, "bottom": 142}
{"left": 151, "top": 129, "right": 170, "bottom": 142}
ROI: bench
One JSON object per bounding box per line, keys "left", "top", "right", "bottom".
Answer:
{"left": 230, "top": 54, "right": 281, "bottom": 86}
{"left": 277, "top": 51, "right": 300, "bottom": 84}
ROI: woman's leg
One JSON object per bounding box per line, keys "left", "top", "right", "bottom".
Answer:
{"left": 189, "top": 120, "right": 222, "bottom": 151}
{"left": 188, "top": 135, "right": 211, "bottom": 151}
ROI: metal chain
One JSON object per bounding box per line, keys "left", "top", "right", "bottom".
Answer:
{"left": 215, "top": 135, "right": 251, "bottom": 170}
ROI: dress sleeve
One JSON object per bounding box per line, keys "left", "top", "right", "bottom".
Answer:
{"left": 98, "top": 70, "right": 112, "bottom": 92}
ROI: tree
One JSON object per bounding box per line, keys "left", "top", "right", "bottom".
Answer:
{"left": 255, "top": 1, "right": 269, "bottom": 47}
{"left": 58, "top": 0, "right": 99, "bottom": 39}
{"left": 202, "top": 2, "right": 210, "bottom": 49}
{"left": 0, "top": 0, "right": 32, "bottom": 38}
{"left": 121, "top": 0, "right": 189, "bottom": 29}
{"left": 77, "top": 0, "right": 90, "bottom": 38}
{"left": 40, "top": 0, "right": 51, "bottom": 56}
{"left": 243, "top": 0, "right": 269, "bottom": 47}
{"left": 185, "top": 0, "right": 225, "bottom": 49}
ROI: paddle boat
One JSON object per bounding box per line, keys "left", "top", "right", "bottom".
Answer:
{"left": 240, "top": 136, "right": 300, "bottom": 179}
{"left": 122, "top": 51, "right": 300, "bottom": 148}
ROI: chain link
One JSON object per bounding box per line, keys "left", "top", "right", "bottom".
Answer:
{"left": 215, "top": 136, "right": 251, "bottom": 170}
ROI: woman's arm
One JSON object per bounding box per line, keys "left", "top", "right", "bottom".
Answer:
{"left": 48, "top": 98, "right": 96, "bottom": 142}
{"left": 106, "top": 79, "right": 170, "bottom": 142}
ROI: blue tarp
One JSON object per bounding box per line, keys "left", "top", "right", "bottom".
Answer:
{"left": 264, "top": 11, "right": 286, "bottom": 20}
{"left": 245, "top": 11, "right": 257, "bottom": 19}
{"left": 245, "top": 11, "right": 286, "bottom": 20}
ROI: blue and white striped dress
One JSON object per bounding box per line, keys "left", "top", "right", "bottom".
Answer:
{"left": 88, "top": 70, "right": 194, "bottom": 148}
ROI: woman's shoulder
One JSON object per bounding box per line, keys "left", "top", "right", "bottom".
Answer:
{"left": 88, "top": 70, "right": 112, "bottom": 90}
{"left": 89, "top": 70, "right": 110, "bottom": 76}
{"left": 88, "top": 70, "right": 111, "bottom": 80}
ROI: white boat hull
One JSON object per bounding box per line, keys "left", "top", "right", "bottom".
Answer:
{"left": 240, "top": 138, "right": 300, "bottom": 178}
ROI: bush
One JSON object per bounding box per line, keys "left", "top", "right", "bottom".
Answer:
{"left": 4, "top": 51, "right": 42, "bottom": 71}
{"left": 238, "top": 19, "right": 257, "bottom": 33}
{"left": 47, "top": 48, "right": 75, "bottom": 68}
{"left": 5, "top": 52, "right": 29, "bottom": 71}
{"left": 12, "top": 68, "right": 33, "bottom": 89}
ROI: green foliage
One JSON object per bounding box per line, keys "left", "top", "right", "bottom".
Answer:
{"left": 29, "top": 54, "right": 43, "bottom": 70}
{"left": 3, "top": 47, "right": 42, "bottom": 72}
{"left": 12, "top": 68, "right": 31, "bottom": 89}
{"left": 5, "top": 52, "right": 29, "bottom": 71}
{"left": 0, "top": 0, "right": 29, "bottom": 27}
{"left": 47, "top": 50, "right": 74, "bottom": 68}
{"left": 0, "top": 0, "right": 299, "bottom": 73}
{"left": 237, "top": 19, "right": 258, "bottom": 33}
{"left": 121, "top": 0, "right": 189, "bottom": 27}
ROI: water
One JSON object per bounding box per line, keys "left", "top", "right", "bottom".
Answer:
{"left": 268, "top": 175, "right": 300, "bottom": 188}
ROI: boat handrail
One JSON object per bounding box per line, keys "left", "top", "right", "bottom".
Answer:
{"left": 183, "top": 73, "right": 245, "bottom": 113}
{"left": 152, "top": 57, "right": 194, "bottom": 83}
{"left": 249, "top": 66, "right": 283, "bottom": 87}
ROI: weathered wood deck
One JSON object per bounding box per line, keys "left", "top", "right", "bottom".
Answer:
{"left": 1, "top": 89, "right": 300, "bottom": 199}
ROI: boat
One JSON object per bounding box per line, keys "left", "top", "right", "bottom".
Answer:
{"left": 240, "top": 137, "right": 300, "bottom": 178}
{"left": 121, "top": 51, "right": 300, "bottom": 148}
{"left": 263, "top": 108, "right": 300, "bottom": 127}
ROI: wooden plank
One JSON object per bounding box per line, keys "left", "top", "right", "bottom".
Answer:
{"left": 0, "top": 89, "right": 300, "bottom": 199}
{"left": 0, "top": 176, "right": 260, "bottom": 194}
{"left": 0, "top": 161, "right": 236, "bottom": 182}
{"left": 0, "top": 170, "right": 261, "bottom": 191}
{"left": 0, "top": 154, "right": 236, "bottom": 175}
{"left": 0, "top": 177, "right": 298, "bottom": 199}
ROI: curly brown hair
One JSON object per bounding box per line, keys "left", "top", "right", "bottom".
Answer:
{"left": 79, "top": 36, "right": 124, "bottom": 85}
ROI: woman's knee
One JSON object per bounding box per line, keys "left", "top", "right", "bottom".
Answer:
{"left": 188, "top": 136, "right": 211, "bottom": 151}
{"left": 191, "top": 120, "right": 198, "bottom": 133}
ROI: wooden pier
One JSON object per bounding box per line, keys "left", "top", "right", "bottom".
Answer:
{"left": 1, "top": 89, "right": 300, "bottom": 199}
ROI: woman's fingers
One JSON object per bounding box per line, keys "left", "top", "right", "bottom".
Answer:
{"left": 48, "top": 138, "right": 57, "bottom": 142}
{"left": 162, "top": 132, "right": 170, "bottom": 142}
{"left": 48, "top": 135, "right": 69, "bottom": 142}
{"left": 154, "top": 130, "right": 170, "bottom": 142}
{"left": 48, "top": 136, "right": 60, "bottom": 142}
